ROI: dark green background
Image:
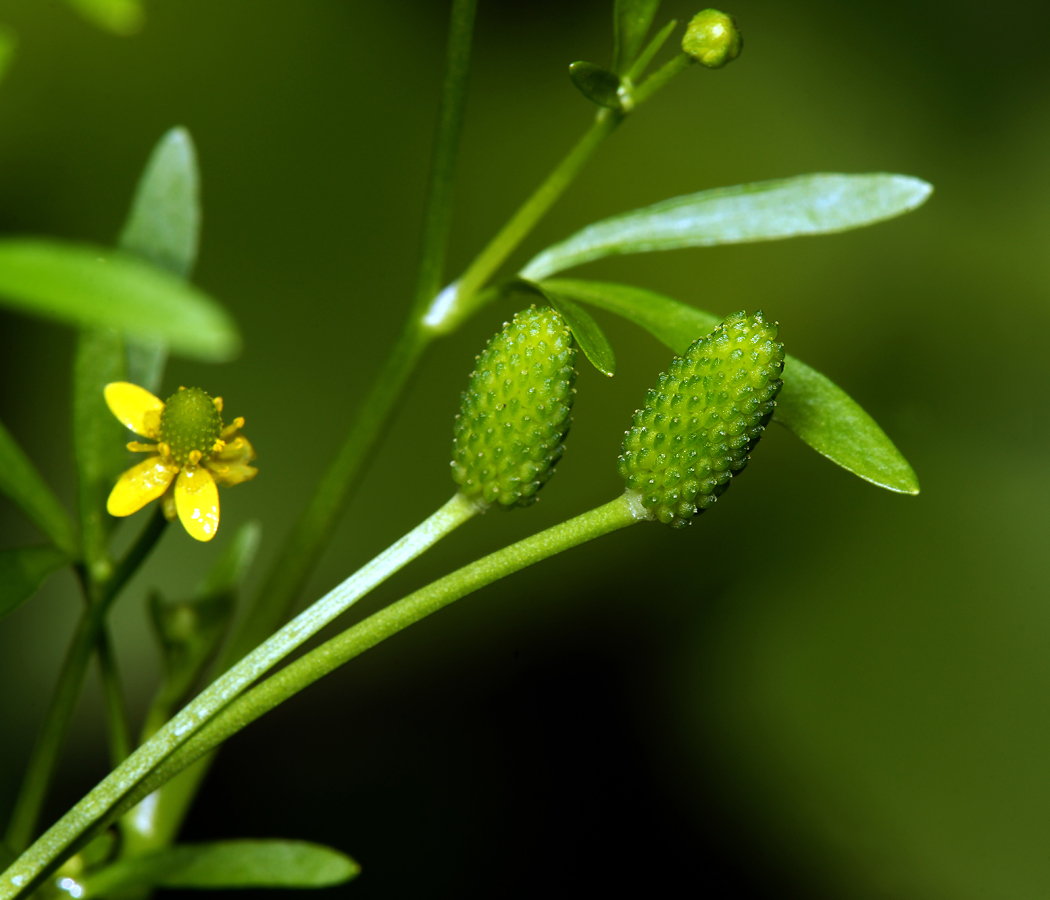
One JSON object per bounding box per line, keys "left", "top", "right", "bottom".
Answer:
{"left": 2, "top": 0, "right": 1048, "bottom": 896}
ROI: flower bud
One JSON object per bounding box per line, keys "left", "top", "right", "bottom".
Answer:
{"left": 452, "top": 307, "right": 577, "bottom": 509}
{"left": 682, "top": 9, "right": 742, "bottom": 69}
{"left": 619, "top": 311, "right": 783, "bottom": 527}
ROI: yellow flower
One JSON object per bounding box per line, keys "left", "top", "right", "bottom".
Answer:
{"left": 104, "top": 382, "right": 257, "bottom": 542}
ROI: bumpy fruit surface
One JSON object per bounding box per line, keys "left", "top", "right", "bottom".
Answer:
{"left": 452, "top": 306, "right": 577, "bottom": 508}
{"left": 619, "top": 311, "right": 783, "bottom": 527}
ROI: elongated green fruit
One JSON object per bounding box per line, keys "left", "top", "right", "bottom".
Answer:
{"left": 452, "top": 306, "right": 577, "bottom": 508}
{"left": 619, "top": 310, "right": 784, "bottom": 527}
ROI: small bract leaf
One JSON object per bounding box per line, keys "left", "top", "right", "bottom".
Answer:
{"left": 63, "top": 0, "right": 144, "bottom": 35}
{"left": 569, "top": 61, "right": 625, "bottom": 110}
{"left": 0, "top": 547, "right": 69, "bottom": 620}
{"left": 0, "top": 239, "right": 240, "bottom": 361}
{"left": 541, "top": 279, "right": 919, "bottom": 494}
{"left": 79, "top": 840, "right": 359, "bottom": 896}
{"left": 120, "top": 127, "right": 200, "bottom": 392}
{"left": 0, "top": 26, "right": 17, "bottom": 85}
{"left": 530, "top": 282, "right": 616, "bottom": 376}
{"left": 520, "top": 173, "right": 933, "bottom": 281}
{"left": 613, "top": 0, "right": 661, "bottom": 74}
{"left": 0, "top": 416, "right": 78, "bottom": 556}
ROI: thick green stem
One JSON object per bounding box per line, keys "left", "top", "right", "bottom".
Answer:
{"left": 0, "top": 495, "right": 478, "bottom": 899}
{"left": 101, "top": 495, "right": 650, "bottom": 818}
{"left": 2, "top": 509, "right": 166, "bottom": 853}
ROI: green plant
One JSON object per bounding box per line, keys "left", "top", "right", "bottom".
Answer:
{"left": 0, "top": 2, "right": 929, "bottom": 896}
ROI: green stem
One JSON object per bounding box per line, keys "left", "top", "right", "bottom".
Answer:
{"left": 423, "top": 108, "right": 624, "bottom": 334}
{"left": 101, "top": 494, "right": 650, "bottom": 818}
{"left": 96, "top": 627, "right": 132, "bottom": 769}
{"left": 0, "top": 494, "right": 478, "bottom": 899}
{"left": 2, "top": 509, "right": 166, "bottom": 853}
{"left": 633, "top": 52, "right": 693, "bottom": 105}
{"left": 411, "top": 0, "right": 477, "bottom": 313}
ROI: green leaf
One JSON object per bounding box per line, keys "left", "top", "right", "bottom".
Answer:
{"left": 0, "top": 25, "right": 17, "bottom": 85}
{"left": 534, "top": 284, "right": 616, "bottom": 376}
{"left": 0, "top": 239, "right": 239, "bottom": 362}
{"left": 119, "top": 127, "right": 202, "bottom": 391}
{"left": 540, "top": 279, "right": 919, "bottom": 494}
{"left": 520, "top": 173, "right": 933, "bottom": 281}
{"left": 74, "top": 329, "right": 128, "bottom": 584}
{"left": 119, "top": 128, "right": 201, "bottom": 279}
{"left": 0, "top": 417, "right": 78, "bottom": 556}
{"left": 62, "top": 0, "right": 144, "bottom": 35}
{"left": 0, "top": 547, "right": 69, "bottom": 620}
{"left": 568, "top": 61, "right": 624, "bottom": 110}
{"left": 80, "top": 840, "right": 359, "bottom": 896}
{"left": 613, "top": 0, "right": 661, "bottom": 74}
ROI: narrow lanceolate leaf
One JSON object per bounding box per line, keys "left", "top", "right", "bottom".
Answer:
{"left": 569, "top": 61, "right": 624, "bottom": 110}
{"left": 79, "top": 840, "right": 359, "bottom": 896}
{"left": 62, "top": 0, "right": 144, "bottom": 35}
{"left": 535, "top": 284, "right": 616, "bottom": 376}
{"left": 0, "top": 547, "right": 69, "bottom": 620}
{"left": 0, "top": 26, "right": 17, "bottom": 84}
{"left": 520, "top": 174, "right": 933, "bottom": 281}
{"left": 119, "top": 127, "right": 202, "bottom": 391}
{"left": 74, "top": 330, "right": 128, "bottom": 584}
{"left": 0, "top": 417, "right": 78, "bottom": 556}
{"left": 613, "top": 0, "right": 661, "bottom": 74}
{"left": 0, "top": 239, "right": 239, "bottom": 362}
{"left": 541, "top": 279, "right": 919, "bottom": 494}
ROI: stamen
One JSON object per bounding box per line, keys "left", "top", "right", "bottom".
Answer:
{"left": 158, "top": 442, "right": 172, "bottom": 460}
{"left": 127, "top": 441, "right": 157, "bottom": 453}
{"left": 212, "top": 439, "right": 226, "bottom": 453}
{"left": 221, "top": 417, "right": 246, "bottom": 439}
{"left": 188, "top": 449, "right": 203, "bottom": 466}
{"left": 213, "top": 397, "right": 224, "bottom": 412}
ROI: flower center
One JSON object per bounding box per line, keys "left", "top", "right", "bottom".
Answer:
{"left": 158, "top": 387, "right": 223, "bottom": 468}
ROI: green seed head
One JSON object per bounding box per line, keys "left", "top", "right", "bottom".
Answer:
{"left": 158, "top": 386, "right": 223, "bottom": 468}
{"left": 619, "top": 311, "right": 783, "bottom": 527}
{"left": 682, "top": 9, "right": 742, "bottom": 68}
{"left": 452, "top": 306, "right": 577, "bottom": 509}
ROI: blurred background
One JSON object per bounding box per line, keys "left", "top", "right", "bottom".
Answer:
{"left": 1, "top": 0, "right": 1048, "bottom": 896}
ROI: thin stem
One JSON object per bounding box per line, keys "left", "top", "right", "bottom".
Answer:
{"left": 633, "top": 52, "right": 693, "bottom": 105}
{"left": 96, "top": 627, "right": 132, "bottom": 769}
{"left": 2, "top": 509, "right": 167, "bottom": 853}
{"left": 424, "top": 109, "right": 623, "bottom": 333}
{"left": 0, "top": 494, "right": 478, "bottom": 899}
{"left": 102, "top": 495, "right": 650, "bottom": 820}
{"left": 411, "top": 0, "right": 477, "bottom": 314}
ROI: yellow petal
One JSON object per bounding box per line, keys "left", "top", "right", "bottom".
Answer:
{"left": 175, "top": 466, "right": 220, "bottom": 542}
{"left": 207, "top": 459, "right": 258, "bottom": 487}
{"left": 105, "top": 382, "right": 164, "bottom": 439}
{"left": 107, "top": 456, "right": 178, "bottom": 517}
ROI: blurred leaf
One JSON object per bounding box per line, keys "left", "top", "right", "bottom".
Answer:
{"left": 119, "top": 127, "right": 200, "bottom": 279}
{"left": 0, "top": 416, "right": 78, "bottom": 556}
{"left": 613, "top": 0, "right": 660, "bottom": 74}
{"left": 541, "top": 279, "right": 919, "bottom": 494}
{"left": 81, "top": 840, "right": 359, "bottom": 896}
{"left": 74, "top": 329, "right": 127, "bottom": 584}
{"left": 63, "top": 0, "right": 144, "bottom": 35}
{"left": 119, "top": 127, "right": 201, "bottom": 391}
{"left": 0, "top": 239, "right": 239, "bottom": 362}
{"left": 568, "top": 61, "right": 624, "bottom": 110}
{"left": 0, "top": 547, "right": 69, "bottom": 620}
{"left": 520, "top": 174, "right": 933, "bottom": 281}
{"left": 0, "top": 25, "right": 16, "bottom": 84}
